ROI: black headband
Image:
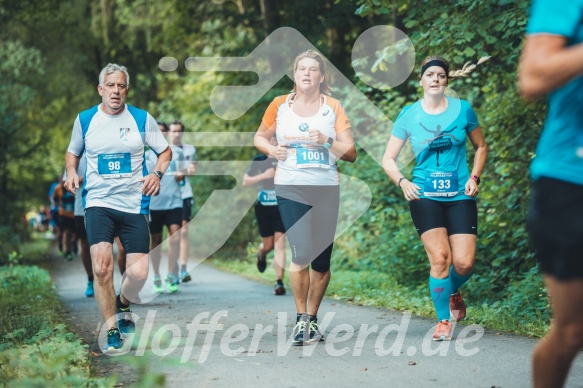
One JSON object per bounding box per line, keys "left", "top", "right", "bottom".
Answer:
{"left": 421, "top": 60, "right": 449, "bottom": 78}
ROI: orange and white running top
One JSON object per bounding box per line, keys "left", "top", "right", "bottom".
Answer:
{"left": 261, "top": 93, "right": 351, "bottom": 186}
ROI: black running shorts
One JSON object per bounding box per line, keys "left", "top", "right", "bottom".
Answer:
{"left": 527, "top": 177, "right": 583, "bottom": 280}
{"left": 85, "top": 207, "right": 150, "bottom": 254}
{"left": 60, "top": 215, "right": 76, "bottom": 232}
{"left": 75, "top": 215, "right": 87, "bottom": 240}
{"left": 255, "top": 203, "right": 285, "bottom": 237}
{"left": 409, "top": 198, "right": 478, "bottom": 236}
{"left": 182, "top": 198, "right": 193, "bottom": 222}
{"left": 149, "top": 208, "right": 182, "bottom": 234}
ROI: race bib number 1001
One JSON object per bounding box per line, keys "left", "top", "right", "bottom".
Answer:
{"left": 295, "top": 145, "right": 331, "bottom": 169}
{"left": 98, "top": 153, "right": 132, "bottom": 179}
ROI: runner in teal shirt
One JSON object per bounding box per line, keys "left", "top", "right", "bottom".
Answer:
{"left": 383, "top": 55, "right": 488, "bottom": 342}
{"left": 392, "top": 96, "right": 479, "bottom": 201}
{"left": 526, "top": 0, "right": 583, "bottom": 186}
{"left": 519, "top": 0, "right": 583, "bottom": 386}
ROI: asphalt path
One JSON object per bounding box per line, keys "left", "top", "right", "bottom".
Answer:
{"left": 47, "top": 246, "right": 583, "bottom": 387}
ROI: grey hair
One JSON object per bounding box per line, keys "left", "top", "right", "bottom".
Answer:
{"left": 98, "top": 63, "right": 130, "bottom": 87}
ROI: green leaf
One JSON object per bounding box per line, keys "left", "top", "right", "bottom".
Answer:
{"left": 464, "top": 47, "right": 476, "bottom": 57}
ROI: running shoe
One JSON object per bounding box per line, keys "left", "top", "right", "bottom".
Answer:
{"left": 102, "top": 328, "right": 124, "bottom": 354}
{"left": 85, "top": 281, "right": 94, "bottom": 297}
{"left": 432, "top": 320, "right": 452, "bottom": 341}
{"left": 308, "top": 320, "right": 324, "bottom": 343}
{"left": 116, "top": 304, "right": 135, "bottom": 337}
{"left": 256, "top": 247, "right": 267, "bottom": 273}
{"left": 64, "top": 251, "right": 74, "bottom": 261}
{"left": 450, "top": 291, "right": 467, "bottom": 321}
{"left": 274, "top": 281, "right": 286, "bottom": 295}
{"left": 180, "top": 269, "right": 192, "bottom": 283}
{"left": 292, "top": 316, "right": 309, "bottom": 346}
{"left": 152, "top": 277, "right": 163, "bottom": 294}
{"left": 165, "top": 274, "right": 178, "bottom": 293}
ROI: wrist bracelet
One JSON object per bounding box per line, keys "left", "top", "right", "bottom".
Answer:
{"left": 398, "top": 177, "right": 406, "bottom": 187}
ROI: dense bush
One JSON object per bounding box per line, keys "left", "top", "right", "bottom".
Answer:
{"left": 0, "top": 265, "right": 112, "bottom": 387}
{"left": 332, "top": 0, "right": 550, "bottom": 319}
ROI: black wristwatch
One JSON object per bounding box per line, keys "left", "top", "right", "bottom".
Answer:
{"left": 153, "top": 170, "right": 164, "bottom": 179}
{"left": 323, "top": 137, "right": 334, "bottom": 149}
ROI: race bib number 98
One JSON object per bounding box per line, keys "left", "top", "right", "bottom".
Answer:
{"left": 98, "top": 153, "right": 132, "bottom": 179}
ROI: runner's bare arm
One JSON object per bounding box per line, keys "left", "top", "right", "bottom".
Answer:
{"left": 519, "top": 35, "right": 583, "bottom": 101}
{"left": 308, "top": 128, "right": 357, "bottom": 162}
{"left": 64, "top": 152, "right": 80, "bottom": 194}
{"left": 255, "top": 123, "right": 287, "bottom": 160}
{"left": 383, "top": 135, "right": 421, "bottom": 200}
{"left": 465, "top": 126, "right": 487, "bottom": 197}
{"left": 140, "top": 146, "right": 172, "bottom": 196}
{"left": 243, "top": 169, "right": 275, "bottom": 187}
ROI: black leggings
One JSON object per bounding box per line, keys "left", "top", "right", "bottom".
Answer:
{"left": 276, "top": 185, "right": 339, "bottom": 273}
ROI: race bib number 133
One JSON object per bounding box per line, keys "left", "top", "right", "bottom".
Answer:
{"left": 424, "top": 171, "right": 458, "bottom": 197}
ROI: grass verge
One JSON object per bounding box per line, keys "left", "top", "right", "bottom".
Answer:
{"left": 0, "top": 264, "right": 114, "bottom": 387}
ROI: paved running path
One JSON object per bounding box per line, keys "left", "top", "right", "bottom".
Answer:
{"left": 47, "top": 247, "right": 583, "bottom": 387}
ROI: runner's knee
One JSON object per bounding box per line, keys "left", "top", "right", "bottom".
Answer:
{"left": 311, "top": 259, "right": 330, "bottom": 273}
{"left": 553, "top": 321, "right": 583, "bottom": 356}
{"left": 262, "top": 240, "right": 275, "bottom": 252}
{"left": 168, "top": 230, "right": 181, "bottom": 244}
{"left": 452, "top": 261, "right": 473, "bottom": 276}
{"left": 126, "top": 261, "right": 148, "bottom": 282}
{"left": 429, "top": 251, "right": 451, "bottom": 273}
{"left": 93, "top": 260, "right": 113, "bottom": 280}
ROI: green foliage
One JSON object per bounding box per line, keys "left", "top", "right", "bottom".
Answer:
{"left": 0, "top": 324, "right": 115, "bottom": 387}
{"left": 0, "top": 0, "right": 552, "bottom": 337}
{"left": 195, "top": 0, "right": 551, "bottom": 332}
{"left": 1, "top": 235, "right": 51, "bottom": 266}
{"left": 0, "top": 265, "right": 112, "bottom": 386}
{"left": 19, "top": 237, "right": 52, "bottom": 264}
{"left": 0, "top": 266, "right": 60, "bottom": 338}
{"left": 335, "top": 0, "right": 550, "bottom": 327}
{"left": 5, "top": 251, "right": 22, "bottom": 267}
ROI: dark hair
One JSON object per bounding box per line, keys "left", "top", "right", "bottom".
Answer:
{"left": 169, "top": 120, "right": 185, "bottom": 132}
{"left": 421, "top": 55, "right": 491, "bottom": 79}
{"left": 157, "top": 121, "right": 168, "bottom": 131}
